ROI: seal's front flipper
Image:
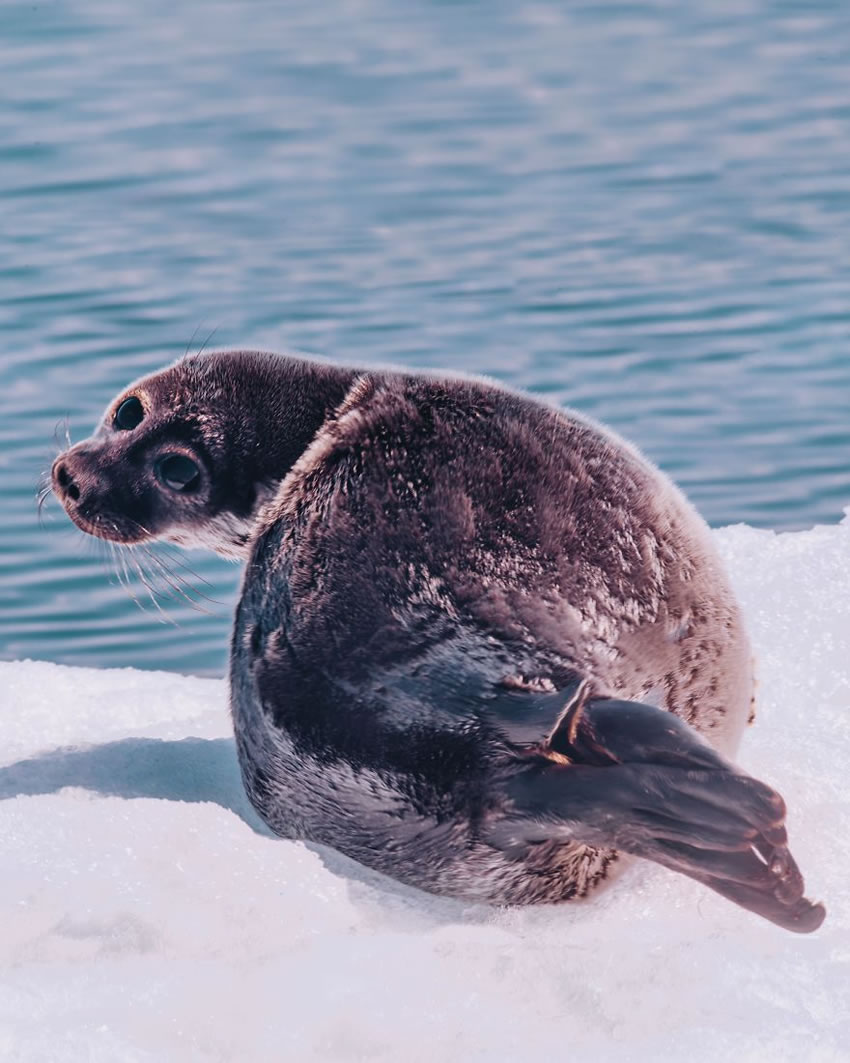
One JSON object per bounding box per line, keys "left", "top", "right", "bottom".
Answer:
{"left": 492, "top": 690, "right": 826, "bottom": 933}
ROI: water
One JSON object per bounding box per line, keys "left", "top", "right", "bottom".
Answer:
{"left": 2, "top": 0, "right": 849, "bottom": 675}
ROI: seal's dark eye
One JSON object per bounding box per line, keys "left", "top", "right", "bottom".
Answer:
{"left": 156, "top": 454, "right": 201, "bottom": 493}
{"left": 114, "top": 396, "right": 144, "bottom": 431}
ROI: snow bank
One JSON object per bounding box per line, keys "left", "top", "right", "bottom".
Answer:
{"left": 1, "top": 519, "right": 849, "bottom": 1062}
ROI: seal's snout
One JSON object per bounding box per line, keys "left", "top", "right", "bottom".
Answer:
{"left": 52, "top": 448, "right": 96, "bottom": 508}
{"left": 51, "top": 442, "right": 158, "bottom": 546}
{"left": 50, "top": 447, "right": 116, "bottom": 539}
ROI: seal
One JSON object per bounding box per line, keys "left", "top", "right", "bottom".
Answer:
{"left": 51, "top": 349, "right": 825, "bottom": 932}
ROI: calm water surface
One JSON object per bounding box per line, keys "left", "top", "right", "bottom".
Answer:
{"left": 2, "top": 0, "right": 849, "bottom": 674}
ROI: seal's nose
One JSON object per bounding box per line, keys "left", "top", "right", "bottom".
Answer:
{"left": 52, "top": 458, "right": 79, "bottom": 501}
{"left": 52, "top": 448, "right": 99, "bottom": 509}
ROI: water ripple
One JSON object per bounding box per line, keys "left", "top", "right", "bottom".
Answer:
{"left": 2, "top": 0, "right": 849, "bottom": 672}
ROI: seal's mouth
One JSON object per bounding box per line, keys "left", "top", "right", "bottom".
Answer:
{"left": 62, "top": 506, "right": 151, "bottom": 546}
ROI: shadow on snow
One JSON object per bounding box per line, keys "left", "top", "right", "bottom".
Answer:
{"left": 0, "top": 737, "right": 271, "bottom": 834}
{"left": 0, "top": 737, "right": 486, "bottom": 922}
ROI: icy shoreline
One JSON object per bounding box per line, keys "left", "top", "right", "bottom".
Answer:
{"left": 1, "top": 519, "right": 848, "bottom": 1061}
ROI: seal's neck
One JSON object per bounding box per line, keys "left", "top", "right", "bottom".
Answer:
{"left": 55, "top": 349, "right": 366, "bottom": 563}
{"left": 232, "top": 353, "right": 360, "bottom": 486}
{"left": 173, "top": 352, "right": 361, "bottom": 556}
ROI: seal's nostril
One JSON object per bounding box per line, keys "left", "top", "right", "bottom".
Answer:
{"left": 54, "top": 461, "right": 81, "bottom": 501}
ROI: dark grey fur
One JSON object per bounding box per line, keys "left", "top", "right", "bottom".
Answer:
{"left": 52, "top": 350, "right": 825, "bottom": 932}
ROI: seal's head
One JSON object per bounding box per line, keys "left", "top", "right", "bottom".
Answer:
{"left": 51, "top": 350, "right": 355, "bottom": 558}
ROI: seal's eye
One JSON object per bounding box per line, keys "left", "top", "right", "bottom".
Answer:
{"left": 114, "top": 396, "right": 144, "bottom": 431}
{"left": 156, "top": 454, "right": 201, "bottom": 493}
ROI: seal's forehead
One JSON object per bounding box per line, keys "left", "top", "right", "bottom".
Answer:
{"left": 144, "top": 352, "right": 253, "bottom": 406}
{"left": 108, "top": 358, "right": 211, "bottom": 415}
{"left": 101, "top": 356, "right": 260, "bottom": 455}
{"left": 103, "top": 351, "right": 276, "bottom": 430}
{"left": 94, "top": 368, "right": 183, "bottom": 437}
{"left": 142, "top": 361, "right": 201, "bottom": 408}
{"left": 102, "top": 363, "right": 178, "bottom": 418}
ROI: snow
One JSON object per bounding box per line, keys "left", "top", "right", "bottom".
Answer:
{"left": 2, "top": 519, "right": 849, "bottom": 1062}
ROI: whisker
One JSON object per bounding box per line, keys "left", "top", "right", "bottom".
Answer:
{"left": 93, "top": 531, "right": 126, "bottom": 593}
{"left": 139, "top": 546, "right": 219, "bottom": 615}
{"left": 103, "top": 541, "right": 128, "bottom": 593}
{"left": 185, "top": 323, "right": 202, "bottom": 359}
{"left": 36, "top": 479, "right": 53, "bottom": 526}
{"left": 146, "top": 546, "right": 221, "bottom": 605}
{"left": 39, "top": 417, "right": 73, "bottom": 527}
{"left": 140, "top": 545, "right": 204, "bottom": 605}
{"left": 53, "top": 418, "right": 66, "bottom": 449}
{"left": 117, "top": 516, "right": 222, "bottom": 611}
{"left": 92, "top": 519, "right": 169, "bottom": 622}
{"left": 105, "top": 517, "right": 178, "bottom": 611}
{"left": 52, "top": 416, "right": 73, "bottom": 451}
{"left": 125, "top": 544, "right": 178, "bottom": 625}
{"left": 107, "top": 533, "right": 147, "bottom": 611}
{"left": 143, "top": 557, "right": 217, "bottom": 616}
{"left": 196, "top": 325, "right": 219, "bottom": 358}
{"left": 110, "top": 542, "right": 136, "bottom": 595}
{"left": 152, "top": 543, "right": 217, "bottom": 592}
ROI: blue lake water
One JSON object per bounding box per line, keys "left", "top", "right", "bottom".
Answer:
{"left": 1, "top": 0, "right": 849, "bottom": 675}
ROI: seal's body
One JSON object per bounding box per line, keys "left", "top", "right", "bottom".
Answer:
{"left": 52, "top": 351, "right": 825, "bottom": 931}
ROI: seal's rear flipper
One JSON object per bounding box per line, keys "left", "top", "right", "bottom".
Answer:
{"left": 493, "top": 690, "right": 826, "bottom": 933}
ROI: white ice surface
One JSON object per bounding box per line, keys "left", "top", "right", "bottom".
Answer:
{"left": 1, "top": 520, "right": 849, "bottom": 1062}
